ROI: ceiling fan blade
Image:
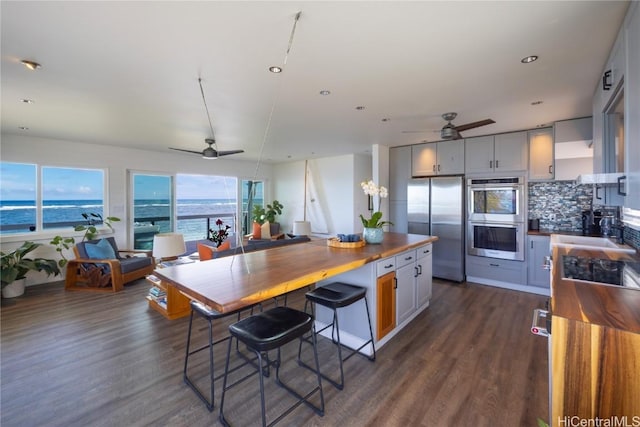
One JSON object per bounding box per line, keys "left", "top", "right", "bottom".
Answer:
{"left": 401, "top": 130, "right": 432, "bottom": 134}
{"left": 169, "top": 148, "right": 204, "bottom": 155}
{"left": 216, "top": 149, "right": 245, "bottom": 156}
{"left": 453, "top": 119, "right": 495, "bottom": 133}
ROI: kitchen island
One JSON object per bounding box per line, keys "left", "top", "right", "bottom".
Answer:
{"left": 549, "top": 241, "right": 640, "bottom": 426}
{"left": 154, "top": 232, "right": 438, "bottom": 351}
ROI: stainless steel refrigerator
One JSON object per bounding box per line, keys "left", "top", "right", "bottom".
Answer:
{"left": 408, "top": 176, "right": 465, "bottom": 282}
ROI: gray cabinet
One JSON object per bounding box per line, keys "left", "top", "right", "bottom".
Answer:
{"left": 553, "top": 118, "right": 593, "bottom": 181}
{"left": 624, "top": 3, "right": 640, "bottom": 210}
{"left": 415, "top": 244, "right": 432, "bottom": 308}
{"left": 528, "top": 128, "right": 554, "bottom": 181}
{"left": 411, "top": 140, "right": 464, "bottom": 177}
{"left": 527, "top": 235, "right": 550, "bottom": 289}
{"left": 395, "top": 250, "right": 417, "bottom": 326}
{"left": 465, "top": 132, "right": 527, "bottom": 174}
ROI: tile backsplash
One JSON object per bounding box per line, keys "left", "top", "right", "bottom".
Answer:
{"left": 528, "top": 181, "right": 593, "bottom": 231}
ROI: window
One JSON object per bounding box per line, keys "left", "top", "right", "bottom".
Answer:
{"left": 176, "top": 174, "right": 238, "bottom": 243}
{"left": 242, "top": 179, "right": 263, "bottom": 235}
{"left": 0, "top": 162, "right": 37, "bottom": 234}
{"left": 132, "top": 173, "right": 173, "bottom": 249}
{"left": 0, "top": 162, "right": 105, "bottom": 235}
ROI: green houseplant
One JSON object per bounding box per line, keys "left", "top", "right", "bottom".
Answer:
{"left": 251, "top": 200, "right": 284, "bottom": 237}
{"left": 359, "top": 180, "right": 393, "bottom": 244}
{"left": 50, "top": 213, "right": 120, "bottom": 268}
{"left": 1, "top": 241, "right": 60, "bottom": 297}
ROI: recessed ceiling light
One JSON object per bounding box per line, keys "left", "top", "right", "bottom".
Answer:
{"left": 319, "top": 90, "right": 330, "bottom": 96}
{"left": 381, "top": 118, "right": 390, "bottom": 122}
{"left": 21, "top": 60, "right": 41, "bottom": 70}
{"left": 531, "top": 100, "right": 543, "bottom": 105}
{"left": 269, "top": 66, "right": 282, "bottom": 73}
{"left": 355, "top": 106, "right": 365, "bottom": 110}
{"left": 21, "top": 99, "right": 34, "bottom": 104}
{"left": 18, "top": 126, "right": 29, "bottom": 130}
{"left": 521, "top": 55, "right": 538, "bottom": 64}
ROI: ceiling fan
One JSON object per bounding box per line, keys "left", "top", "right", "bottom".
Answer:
{"left": 403, "top": 112, "right": 495, "bottom": 140}
{"left": 169, "top": 78, "right": 244, "bottom": 159}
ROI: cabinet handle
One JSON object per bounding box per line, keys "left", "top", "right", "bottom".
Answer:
{"left": 405, "top": 256, "right": 413, "bottom": 261}
{"left": 595, "top": 185, "right": 602, "bottom": 200}
{"left": 433, "top": 164, "right": 436, "bottom": 172}
{"left": 394, "top": 277, "right": 398, "bottom": 289}
{"left": 602, "top": 69, "right": 612, "bottom": 91}
{"left": 414, "top": 266, "right": 419, "bottom": 278}
{"left": 437, "top": 164, "right": 441, "bottom": 172}
{"left": 418, "top": 264, "right": 423, "bottom": 275}
{"left": 423, "top": 249, "right": 430, "bottom": 254}
{"left": 548, "top": 165, "right": 553, "bottom": 174}
{"left": 617, "top": 175, "right": 627, "bottom": 196}
{"left": 531, "top": 240, "right": 533, "bottom": 249}
{"left": 489, "top": 263, "right": 500, "bottom": 267}
{"left": 489, "top": 160, "right": 493, "bottom": 169}
{"left": 495, "top": 160, "right": 499, "bottom": 168}
{"left": 384, "top": 264, "right": 393, "bottom": 269}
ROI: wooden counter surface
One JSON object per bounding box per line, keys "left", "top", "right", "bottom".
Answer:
{"left": 153, "top": 232, "right": 438, "bottom": 313}
{"left": 551, "top": 245, "right": 640, "bottom": 334}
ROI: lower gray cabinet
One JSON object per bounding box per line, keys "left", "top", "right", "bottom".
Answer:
{"left": 527, "top": 235, "right": 551, "bottom": 289}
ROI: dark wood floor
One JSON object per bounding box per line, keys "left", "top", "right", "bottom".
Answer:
{"left": 1, "top": 278, "right": 549, "bottom": 427}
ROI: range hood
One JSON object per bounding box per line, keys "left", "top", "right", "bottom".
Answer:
{"left": 576, "top": 172, "right": 624, "bottom": 184}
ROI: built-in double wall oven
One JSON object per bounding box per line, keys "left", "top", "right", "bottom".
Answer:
{"left": 467, "top": 177, "right": 525, "bottom": 261}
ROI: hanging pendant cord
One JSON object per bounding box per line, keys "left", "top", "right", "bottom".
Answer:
{"left": 198, "top": 77, "right": 216, "bottom": 144}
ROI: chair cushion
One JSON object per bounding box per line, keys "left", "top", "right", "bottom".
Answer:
{"left": 197, "top": 243, "right": 216, "bottom": 261}
{"left": 85, "top": 238, "right": 116, "bottom": 260}
{"left": 229, "top": 306, "right": 312, "bottom": 352}
{"left": 260, "top": 221, "right": 271, "bottom": 239}
{"left": 306, "top": 282, "right": 367, "bottom": 308}
{"left": 119, "top": 256, "right": 153, "bottom": 274}
{"left": 77, "top": 237, "right": 120, "bottom": 259}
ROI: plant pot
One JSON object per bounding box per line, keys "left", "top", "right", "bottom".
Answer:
{"left": 2, "top": 278, "right": 26, "bottom": 298}
{"left": 363, "top": 227, "right": 384, "bottom": 244}
{"left": 270, "top": 222, "right": 280, "bottom": 236}
{"left": 252, "top": 222, "right": 262, "bottom": 239}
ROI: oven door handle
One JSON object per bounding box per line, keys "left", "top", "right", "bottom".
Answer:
{"left": 531, "top": 309, "right": 550, "bottom": 337}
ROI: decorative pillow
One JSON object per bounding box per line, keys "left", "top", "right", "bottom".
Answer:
{"left": 260, "top": 221, "right": 271, "bottom": 239}
{"left": 217, "top": 241, "right": 231, "bottom": 251}
{"left": 197, "top": 243, "right": 216, "bottom": 261}
{"left": 85, "top": 238, "right": 116, "bottom": 260}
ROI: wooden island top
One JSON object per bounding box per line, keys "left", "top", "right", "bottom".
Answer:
{"left": 153, "top": 232, "right": 438, "bottom": 314}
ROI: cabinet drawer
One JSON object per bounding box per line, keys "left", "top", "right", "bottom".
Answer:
{"left": 395, "top": 250, "right": 416, "bottom": 268}
{"left": 467, "top": 256, "right": 526, "bottom": 285}
{"left": 416, "top": 244, "right": 432, "bottom": 259}
{"left": 376, "top": 258, "right": 396, "bottom": 277}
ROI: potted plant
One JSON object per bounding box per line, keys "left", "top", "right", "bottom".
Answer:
{"left": 50, "top": 213, "right": 120, "bottom": 268}
{"left": 208, "top": 218, "right": 232, "bottom": 249}
{"left": 359, "top": 180, "right": 393, "bottom": 244}
{"left": 252, "top": 200, "right": 284, "bottom": 236}
{"left": 1, "top": 241, "right": 61, "bottom": 298}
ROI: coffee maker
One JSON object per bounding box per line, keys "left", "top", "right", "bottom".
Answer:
{"left": 582, "top": 209, "right": 602, "bottom": 235}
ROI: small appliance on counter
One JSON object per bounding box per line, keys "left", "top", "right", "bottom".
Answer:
{"left": 528, "top": 218, "right": 540, "bottom": 231}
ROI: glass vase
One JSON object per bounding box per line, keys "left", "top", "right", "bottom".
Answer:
{"left": 363, "top": 227, "right": 384, "bottom": 244}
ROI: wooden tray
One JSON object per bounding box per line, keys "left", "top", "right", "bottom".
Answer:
{"left": 327, "top": 237, "right": 365, "bottom": 248}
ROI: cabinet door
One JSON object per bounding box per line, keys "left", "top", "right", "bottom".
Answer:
{"left": 396, "top": 262, "right": 417, "bottom": 325}
{"left": 376, "top": 271, "right": 396, "bottom": 340}
{"left": 528, "top": 128, "right": 554, "bottom": 181}
{"left": 390, "top": 146, "right": 411, "bottom": 200}
{"left": 527, "top": 235, "right": 550, "bottom": 289}
{"left": 465, "top": 135, "right": 495, "bottom": 174}
{"left": 495, "top": 131, "right": 528, "bottom": 173}
{"left": 411, "top": 143, "right": 437, "bottom": 177}
{"left": 437, "top": 139, "right": 465, "bottom": 175}
{"left": 625, "top": 3, "right": 640, "bottom": 210}
{"left": 416, "top": 245, "right": 432, "bottom": 307}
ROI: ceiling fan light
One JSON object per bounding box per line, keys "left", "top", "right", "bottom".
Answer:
{"left": 269, "top": 66, "right": 283, "bottom": 73}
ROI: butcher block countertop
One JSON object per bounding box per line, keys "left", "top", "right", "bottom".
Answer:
{"left": 154, "top": 232, "right": 438, "bottom": 314}
{"left": 551, "top": 244, "right": 640, "bottom": 334}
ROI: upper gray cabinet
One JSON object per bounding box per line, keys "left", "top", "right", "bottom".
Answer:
{"left": 465, "top": 131, "right": 527, "bottom": 175}
{"left": 553, "top": 118, "right": 593, "bottom": 181}
{"left": 624, "top": 2, "right": 640, "bottom": 210}
{"left": 528, "top": 127, "right": 554, "bottom": 181}
{"left": 411, "top": 140, "right": 464, "bottom": 177}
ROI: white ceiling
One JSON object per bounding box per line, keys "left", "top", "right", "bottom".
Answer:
{"left": 0, "top": 1, "right": 630, "bottom": 163}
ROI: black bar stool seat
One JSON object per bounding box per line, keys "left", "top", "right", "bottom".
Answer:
{"left": 219, "top": 306, "right": 325, "bottom": 427}
{"left": 299, "top": 282, "right": 376, "bottom": 390}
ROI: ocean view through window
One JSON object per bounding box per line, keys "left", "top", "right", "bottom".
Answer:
{"left": 0, "top": 162, "right": 105, "bottom": 234}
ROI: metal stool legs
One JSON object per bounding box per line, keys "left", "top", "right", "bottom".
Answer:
{"left": 298, "top": 289, "right": 376, "bottom": 390}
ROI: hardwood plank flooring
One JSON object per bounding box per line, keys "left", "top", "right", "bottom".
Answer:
{"left": 1, "top": 279, "right": 549, "bottom": 426}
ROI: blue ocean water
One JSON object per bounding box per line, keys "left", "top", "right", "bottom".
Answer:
{"left": 0, "top": 198, "right": 255, "bottom": 242}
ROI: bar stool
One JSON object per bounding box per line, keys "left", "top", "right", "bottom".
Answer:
{"left": 298, "top": 282, "right": 376, "bottom": 390}
{"left": 183, "top": 300, "right": 257, "bottom": 411}
{"left": 218, "top": 306, "right": 325, "bottom": 427}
